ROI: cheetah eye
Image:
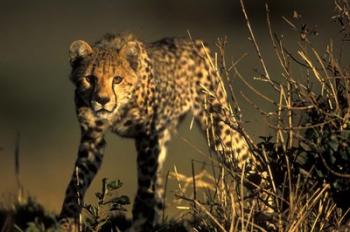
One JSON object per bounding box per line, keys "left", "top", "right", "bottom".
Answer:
{"left": 113, "top": 75, "right": 123, "bottom": 85}
{"left": 85, "top": 75, "right": 96, "bottom": 84}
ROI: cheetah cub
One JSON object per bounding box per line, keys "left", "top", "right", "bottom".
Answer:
{"left": 60, "top": 33, "right": 257, "bottom": 231}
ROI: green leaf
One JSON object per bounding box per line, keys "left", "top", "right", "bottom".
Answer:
{"left": 86, "top": 205, "right": 98, "bottom": 217}
{"left": 329, "top": 153, "right": 337, "bottom": 164}
{"left": 296, "top": 151, "right": 309, "bottom": 165}
{"left": 341, "top": 128, "right": 350, "bottom": 138}
{"left": 340, "top": 150, "right": 349, "bottom": 161}
{"left": 328, "top": 139, "right": 339, "bottom": 152}
{"left": 120, "top": 195, "right": 130, "bottom": 204}
{"left": 106, "top": 180, "right": 123, "bottom": 191}
{"left": 315, "top": 168, "right": 324, "bottom": 178}
{"left": 95, "top": 192, "right": 103, "bottom": 200}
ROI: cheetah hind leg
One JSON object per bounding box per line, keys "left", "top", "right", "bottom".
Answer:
{"left": 192, "top": 92, "right": 255, "bottom": 169}
{"left": 192, "top": 94, "right": 275, "bottom": 220}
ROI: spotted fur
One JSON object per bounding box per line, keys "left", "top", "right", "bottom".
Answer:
{"left": 60, "top": 33, "right": 257, "bottom": 231}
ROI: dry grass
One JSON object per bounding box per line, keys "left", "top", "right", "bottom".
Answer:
{"left": 170, "top": 0, "right": 350, "bottom": 231}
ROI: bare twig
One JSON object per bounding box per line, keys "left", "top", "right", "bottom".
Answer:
{"left": 240, "top": 0, "right": 278, "bottom": 91}
{"left": 14, "top": 132, "right": 23, "bottom": 204}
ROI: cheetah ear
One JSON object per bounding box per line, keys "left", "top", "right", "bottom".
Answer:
{"left": 119, "top": 41, "right": 141, "bottom": 72}
{"left": 69, "top": 40, "right": 93, "bottom": 65}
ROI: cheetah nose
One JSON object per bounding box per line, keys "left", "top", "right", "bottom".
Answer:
{"left": 95, "top": 95, "right": 110, "bottom": 106}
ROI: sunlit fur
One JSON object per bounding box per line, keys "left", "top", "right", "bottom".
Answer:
{"left": 60, "top": 33, "right": 257, "bottom": 232}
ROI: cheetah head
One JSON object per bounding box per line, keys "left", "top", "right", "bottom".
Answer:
{"left": 68, "top": 36, "right": 142, "bottom": 119}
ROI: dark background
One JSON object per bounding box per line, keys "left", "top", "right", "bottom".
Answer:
{"left": 0, "top": 0, "right": 340, "bottom": 217}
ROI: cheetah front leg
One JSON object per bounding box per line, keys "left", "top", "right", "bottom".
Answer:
{"left": 130, "top": 129, "right": 169, "bottom": 232}
{"left": 59, "top": 106, "right": 108, "bottom": 229}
